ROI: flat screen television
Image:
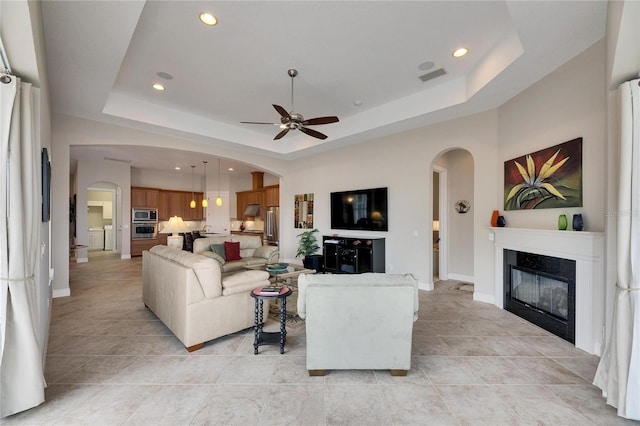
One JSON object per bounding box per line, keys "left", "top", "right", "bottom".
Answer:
{"left": 330, "top": 187, "right": 388, "bottom": 231}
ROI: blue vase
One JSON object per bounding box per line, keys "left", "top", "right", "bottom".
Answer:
{"left": 497, "top": 216, "right": 506, "bottom": 227}
{"left": 572, "top": 214, "right": 583, "bottom": 231}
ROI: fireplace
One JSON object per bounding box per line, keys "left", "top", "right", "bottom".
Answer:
{"left": 491, "top": 227, "right": 604, "bottom": 355}
{"left": 504, "top": 250, "right": 576, "bottom": 343}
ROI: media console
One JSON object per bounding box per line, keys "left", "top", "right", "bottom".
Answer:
{"left": 323, "top": 236, "right": 385, "bottom": 274}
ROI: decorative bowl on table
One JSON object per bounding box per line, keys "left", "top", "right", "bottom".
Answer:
{"left": 266, "top": 263, "right": 289, "bottom": 273}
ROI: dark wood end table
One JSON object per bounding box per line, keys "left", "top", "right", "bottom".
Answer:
{"left": 250, "top": 286, "right": 292, "bottom": 354}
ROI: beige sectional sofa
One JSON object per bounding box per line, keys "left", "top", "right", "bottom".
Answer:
{"left": 193, "top": 235, "right": 279, "bottom": 273}
{"left": 297, "top": 272, "right": 419, "bottom": 376}
{"left": 142, "top": 245, "right": 271, "bottom": 351}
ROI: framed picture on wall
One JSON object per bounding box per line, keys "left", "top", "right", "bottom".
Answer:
{"left": 42, "top": 147, "right": 51, "bottom": 222}
{"left": 504, "top": 137, "right": 583, "bottom": 210}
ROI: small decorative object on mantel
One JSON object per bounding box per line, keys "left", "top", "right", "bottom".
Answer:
{"left": 491, "top": 210, "right": 500, "bottom": 227}
{"left": 455, "top": 200, "right": 471, "bottom": 214}
{"left": 497, "top": 216, "right": 506, "bottom": 227}
{"left": 558, "top": 214, "right": 568, "bottom": 230}
{"left": 572, "top": 213, "right": 584, "bottom": 231}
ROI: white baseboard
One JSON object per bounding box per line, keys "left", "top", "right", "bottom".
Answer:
{"left": 121, "top": 254, "right": 131, "bottom": 260}
{"left": 418, "top": 281, "right": 434, "bottom": 291}
{"left": 52, "top": 288, "right": 70, "bottom": 298}
{"left": 447, "top": 273, "right": 474, "bottom": 283}
{"left": 76, "top": 257, "right": 88, "bottom": 263}
{"left": 473, "top": 292, "right": 495, "bottom": 305}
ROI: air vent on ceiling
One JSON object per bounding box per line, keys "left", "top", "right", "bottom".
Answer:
{"left": 419, "top": 68, "right": 446, "bottom": 83}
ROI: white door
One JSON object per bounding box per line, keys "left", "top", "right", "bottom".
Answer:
{"left": 206, "top": 191, "right": 230, "bottom": 234}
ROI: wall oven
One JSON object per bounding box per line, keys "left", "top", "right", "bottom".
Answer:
{"left": 132, "top": 223, "right": 158, "bottom": 240}
{"left": 132, "top": 208, "right": 158, "bottom": 223}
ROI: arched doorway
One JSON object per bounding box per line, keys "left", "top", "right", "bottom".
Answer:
{"left": 432, "top": 149, "right": 474, "bottom": 284}
{"left": 87, "top": 183, "right": 119, "bottom": 256}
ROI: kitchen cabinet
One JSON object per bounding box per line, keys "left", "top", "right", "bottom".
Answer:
{"left": 88, "top": 229, "right": 105, "bottom": 251}
{"left": 131, "top": 238, "right": 161, "bottom": 257}
{"left": 102, "top": 201, "right": 112, "bottom": 219}
{"left": 236, "top": 187, "right": 281, "bottom": 221}
{"left": 131, "top": 187, "right": 160, "bottom": 208}
{"left": 158, "top": 190, "right": 204, "bottom": 221}
{"left": 265, "top": 185, "right": 279, "bottom": 207}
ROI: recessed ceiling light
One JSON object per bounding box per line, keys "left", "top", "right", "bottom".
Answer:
{"left": 174, "top": 166, "right": 181, "bottom": 170}
{"left": 452, "top": 47, "right": 469, "bottom": 58}
{"left": 157, "top": 71, "right": 173, "bottom": 80}
{"left": 199, "top": 12, "right": 217, "bottom": 26}
{"left": 152, "top": 83, "right": 165, "bottom": 91}
{"left": 228, "top": 168, "right": 234, "bottom": 171}
{"left": 353, "top": 100, "right": 363, "bottom": 107}
{"left": 418, "top": 61, "right": 434, "bottom": 71}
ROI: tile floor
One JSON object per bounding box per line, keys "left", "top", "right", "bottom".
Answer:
{"left": 2, "top": 252, "right": 636, "bottom": 425}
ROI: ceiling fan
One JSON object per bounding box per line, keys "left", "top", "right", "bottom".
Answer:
{"left": 241, "top": 69, "right": 339, "bottom": 140}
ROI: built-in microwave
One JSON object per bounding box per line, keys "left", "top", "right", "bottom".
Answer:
{"left": 132, "top": 223, "right": 158, "bottom": 240}
{"left": 132, "top": 208, "right": 158, "bottom": 223}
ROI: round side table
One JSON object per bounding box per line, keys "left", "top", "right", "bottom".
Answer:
{"left": 250, "top": 286, "right": 292, "bottom": 354}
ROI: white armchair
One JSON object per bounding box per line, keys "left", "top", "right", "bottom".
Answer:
{"left": 297, "top": 272, "right": 418, "bottom": 376}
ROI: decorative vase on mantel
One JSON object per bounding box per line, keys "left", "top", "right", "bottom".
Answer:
{"left": 497, "top": 216, "right": 506, "bottom": 227}
{"left": 558, "top": 214, "right": 568, "bottom": 230}
{"left": 572, "top": 214, "right": 584, "bottom": 231}
{"left": 491, "top": 210, "right": 500, "bottom": 227}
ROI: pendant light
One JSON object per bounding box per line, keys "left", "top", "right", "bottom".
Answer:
{"left": 216, "top": 158, "right": 223, "bottom": 206}
{"left": 202, "top": 161, "right": 209, "bottom": 207}
{"left": 189, "top": 165, "right": 196, "bottom": 208}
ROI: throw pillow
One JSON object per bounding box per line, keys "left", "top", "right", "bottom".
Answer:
{"left": 224, "top": 241, "right": 242, "bottom": 261}
{"left": 210, "top": 243, "right": 226, "bottom": 260}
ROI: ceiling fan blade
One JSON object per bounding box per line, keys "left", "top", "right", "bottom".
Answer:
{"left": 302, "top": 116, "right": 340, "bottom": 126}
{"left": 240, "top": 121, "right": 280, "bottom": 125}
{"left": 274, "top": 128, "right": 290, "bottom": 140}
{"left": 273, "top": 104, "right": 291, "bottom": 120}
{"left": 299, "top": 126, "right": 328, "bottom": 140}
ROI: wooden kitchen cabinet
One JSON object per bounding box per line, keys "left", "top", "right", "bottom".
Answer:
{"left": 236, "top": 185, "right": 279, "bottom": 220}
{"left": 131, "top": 238, "right": 161, "bottom": 257}
{"left": 265, "top": 185, "right": 279, "bottom": 207}
{"left": 236, "top": 190, "right": 264, "bottom": 220}
{"left": 131, "top": 187, "right": 160, "bottom": 208}
{"left": 159, "top": 190, "right": 204, "bottom": 221}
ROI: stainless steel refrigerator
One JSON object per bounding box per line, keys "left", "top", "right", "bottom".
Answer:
{"left": 265, "top": 206, "right": 279, "bottom": 245}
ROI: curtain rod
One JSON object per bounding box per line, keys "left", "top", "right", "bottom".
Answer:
{"left": 0, "top": 34, "right": 13, "bottom": 76}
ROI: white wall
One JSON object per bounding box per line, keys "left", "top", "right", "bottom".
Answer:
{"left": 497, "top": 40, "right": 606, "bottom": 231}
{"left": 278, "top": 109, "right": 498, "bottom": 296}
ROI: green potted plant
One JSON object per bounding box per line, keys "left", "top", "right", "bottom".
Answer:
{"left": 296, "top": 228, "right": 323, "bottom": 271}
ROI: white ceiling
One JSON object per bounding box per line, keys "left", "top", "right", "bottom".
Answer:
{"left": 41, "top": 1, "right": 607, "bottom": 173}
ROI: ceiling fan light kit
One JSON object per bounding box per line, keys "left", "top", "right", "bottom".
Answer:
{"left": 241, "top": 69, "right": 339, "bottom": 140}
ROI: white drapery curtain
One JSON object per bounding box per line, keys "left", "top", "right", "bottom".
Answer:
{"left": 0, "top": 74, "right": 45, "bottom": 417}
{"left": 594, "top": 79, "right": 640, "bottom": 420}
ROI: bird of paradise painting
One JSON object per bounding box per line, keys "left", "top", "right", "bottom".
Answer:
{"left": 504, "top": 138, "right": 582, "bottom": 210}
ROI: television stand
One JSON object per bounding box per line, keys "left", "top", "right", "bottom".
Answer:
{"left": 323, "top": 236, "right": 385, "bottom": 274}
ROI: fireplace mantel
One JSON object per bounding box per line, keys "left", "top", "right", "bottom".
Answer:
{"left": 491, "top": 227, "right": 605, "bottom": 355}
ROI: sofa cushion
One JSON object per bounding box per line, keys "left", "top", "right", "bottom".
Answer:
{"left": 253, "top": 245, "right": 274, "bottom": 259}
{"left": 201, "top": 251, "right": 225, "bottom": 265}
{"left": 243, "top": 257, "right": 267, "bottom": 267}
{"left": 222, "top": 270, "right": 270, "bottom": 296}
{"left": 225, "top": 241, "right": 242, "bottom": 261}
{"left": 211, "top": 243, "right": 226, "bottom": 260}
